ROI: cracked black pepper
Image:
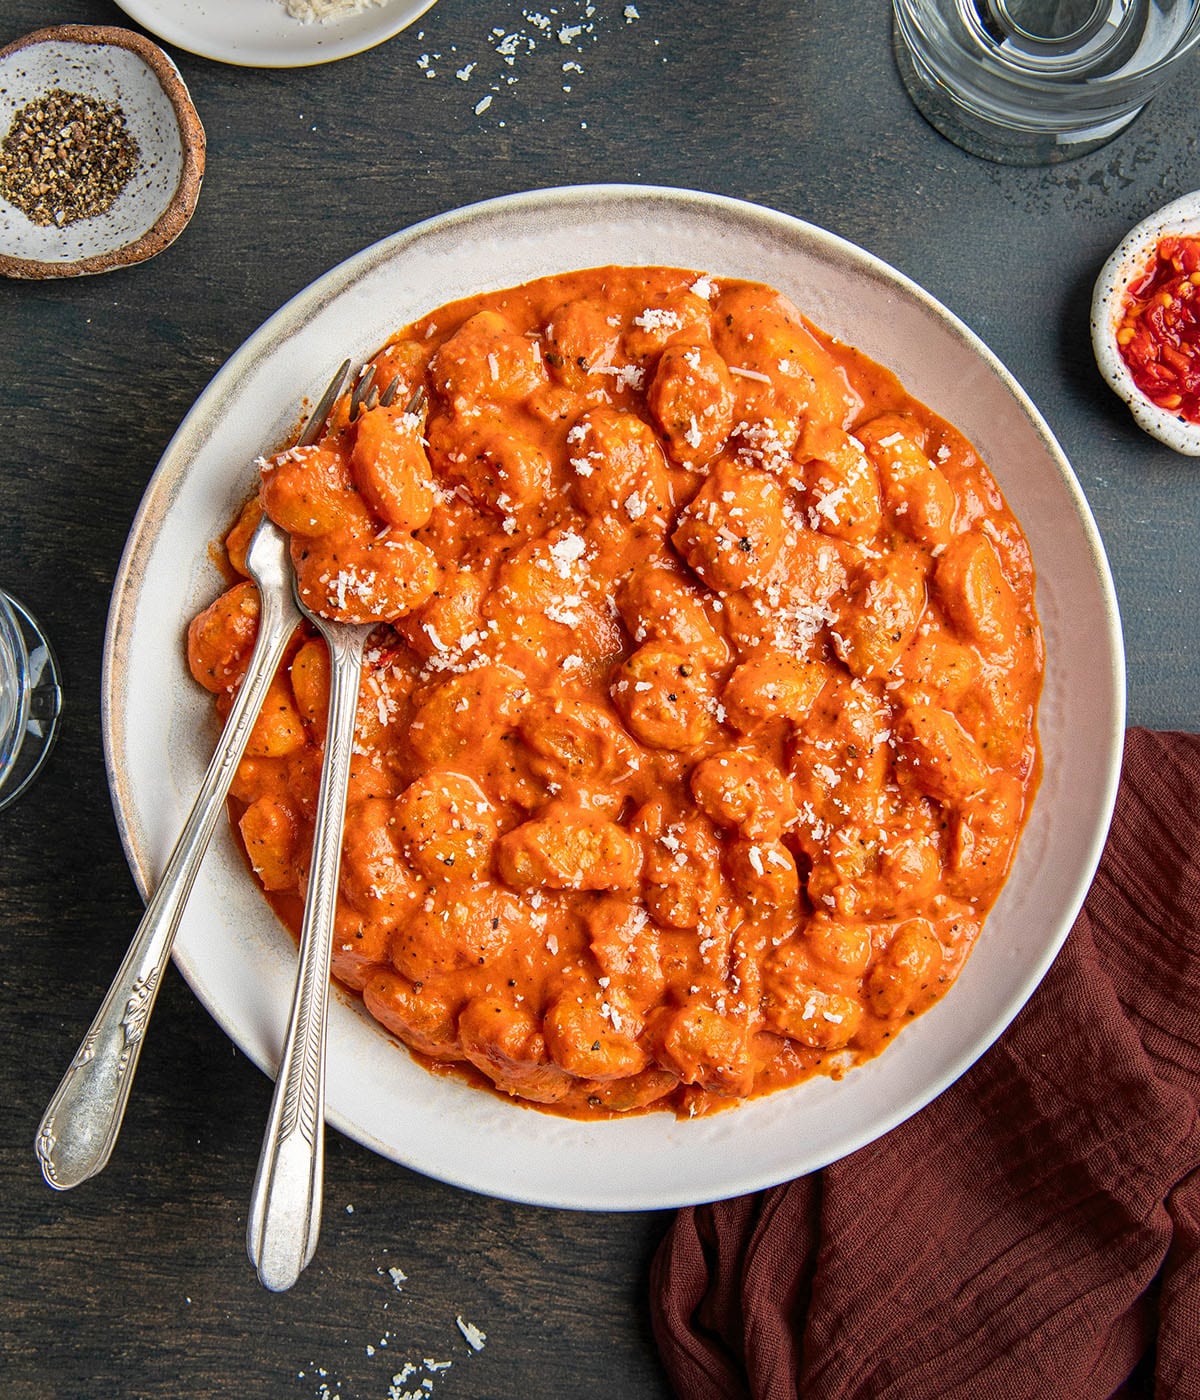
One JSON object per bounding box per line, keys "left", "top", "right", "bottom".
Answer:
{"left": 0, "top": 88, "right": 140, "bottom": 228}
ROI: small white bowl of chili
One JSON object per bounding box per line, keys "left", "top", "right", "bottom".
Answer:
{"left": 1091, "top": 191, "right": 1200, "bottom": 456}
{"left": 0, "top": 25, "right": 205, "bottom": 279}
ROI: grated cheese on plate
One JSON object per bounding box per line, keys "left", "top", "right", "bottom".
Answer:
{"left": 280, "top": 0, "right": 387, "bottom": 23}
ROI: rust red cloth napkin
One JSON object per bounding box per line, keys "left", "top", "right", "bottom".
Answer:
{"left": 651, "top": 728, "right": 1200, "bottom": 1400}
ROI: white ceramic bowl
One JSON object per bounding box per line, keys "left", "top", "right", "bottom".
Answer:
{"left": 0, "top": 25, "right": 204, "bottom": 279}
{"left": 111, "top": 0, "right": 439, "bottom": 69}
{"left": 1092, "top": 191, "right": 1200, "bottom": 455}
{"left": 103, "top": 186, "right": 1125, "bottom": 1211}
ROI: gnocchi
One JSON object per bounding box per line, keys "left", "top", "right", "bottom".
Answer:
{"left": 188, "top": 266, "right": 1042, "bottom": 1119}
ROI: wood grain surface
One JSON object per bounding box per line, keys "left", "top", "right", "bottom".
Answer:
{"left": 1, "top": 1, "right": 1197, "bottom": 1396}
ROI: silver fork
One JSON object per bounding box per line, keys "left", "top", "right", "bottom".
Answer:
{"left": 245, "top": 366, "right": 408, "bottom": 1292}
{"left": 244, "top": 606, "right": 373, "bottom": 1292}
{"left": 35, "top": 359, "right": 350, "bottom": 1192}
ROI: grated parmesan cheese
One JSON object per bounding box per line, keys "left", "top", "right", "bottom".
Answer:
{"left": 456, "top": 1316, "right": 487, "bottom": 1351}
{"left": 280, "top": 0, "right": 386, "bottom": 22}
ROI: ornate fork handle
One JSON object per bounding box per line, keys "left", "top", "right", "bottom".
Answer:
{"left": 35, "top": 363, "right": 349, "bottom": 1193}
{"left": 246, "top": 614, "right": 372, "bottom": 1292}
{"left": 35, "top": 535, "right": 300, "bottom": 1190}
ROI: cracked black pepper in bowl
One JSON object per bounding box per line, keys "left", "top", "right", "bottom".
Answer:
{"left": 0, "top": 25, "right": 204, "bottom": 279}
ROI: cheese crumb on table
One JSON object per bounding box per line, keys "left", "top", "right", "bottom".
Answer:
{"left": 455, "top": 1315, "right": 487, "bottom": 1351}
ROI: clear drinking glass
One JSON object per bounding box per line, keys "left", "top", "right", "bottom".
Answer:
{"left": 0, "top": 588, "right": 62, "bottom": 811}
{"left": 893, "top": 0, "right": 1200, "bottom": 164}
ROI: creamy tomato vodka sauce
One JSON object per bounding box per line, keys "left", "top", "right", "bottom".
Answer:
{"left": 187, "top": 267, "right": 1043, "bottom": 1119}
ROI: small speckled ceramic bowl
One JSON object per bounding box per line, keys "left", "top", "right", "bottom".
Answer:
{"left": 1091, "top": 192, "right": 1200, "bottom": 456}
{"left": 0, "top": 25, "right": 205, "bottom": 279}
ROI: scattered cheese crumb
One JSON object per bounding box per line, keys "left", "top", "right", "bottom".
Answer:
{"left": 456, "top": 1316, "right": 487, "bottom": 1351}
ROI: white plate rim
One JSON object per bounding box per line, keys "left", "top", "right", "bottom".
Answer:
{"left": 102, "top": 183, "right": 1126, "bottom": 1211}
{"left": 111, "top": 0, "right": 438, "bottom": 69}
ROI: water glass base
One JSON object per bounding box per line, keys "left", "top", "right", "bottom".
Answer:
{"left": 892, "top": 19, "right": 1144, "bottom": 165}
{"left": 0, "top": 595, "right": 63, "bottom": 812}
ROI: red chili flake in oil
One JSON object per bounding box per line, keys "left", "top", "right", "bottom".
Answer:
{"left": 1116, "top": 235, "right": 1200, "bottom": 423}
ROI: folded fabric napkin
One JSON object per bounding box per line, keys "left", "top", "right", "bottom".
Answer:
{"left": 651, "top": 728, "right": 1200, "bottom": 1400}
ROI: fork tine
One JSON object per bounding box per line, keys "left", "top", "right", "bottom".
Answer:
{"left": 378, "top": 375, "right": 401, "bottom": 408}
{"left": 348, "top": 364, "right": 377, "bottom": 422}
{"left": 298, "top": 360, "right": 351, "bottom": 447}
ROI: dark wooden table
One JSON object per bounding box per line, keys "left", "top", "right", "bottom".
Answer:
{"left": 2, "top": 2, "right": 1197, "bottom": 1396}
